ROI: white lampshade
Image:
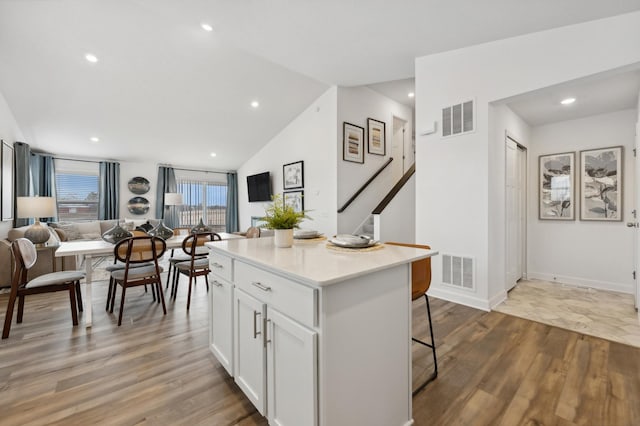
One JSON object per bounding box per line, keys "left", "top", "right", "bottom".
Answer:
{"left": 164, "top": 193, "right": 183, "bottom": 206}
{"left": 17, "top": 196, "right": 57, "bottom": 218}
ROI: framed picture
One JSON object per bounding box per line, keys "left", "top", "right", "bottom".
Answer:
{"left": 367, "top": 118, "right": 386, "bottom": 156}
{"left": 539, "top": 151, "right": 575, "bottom": 220}
{"left": 284, "top": 190, "right": 304, "bottom": 213}
{"left": 580, "top": 146, "right": 623, "bottom": 221}
{"left": 343, "top": 122, "right": 364, "bottom": 163}
{"left": 283, "top": 160, "right": 304, "bottom": 190}
{"left": 1, "top": 141, "right": 14, "bottom": 221}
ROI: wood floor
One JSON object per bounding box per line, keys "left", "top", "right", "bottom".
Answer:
{"left": 1, "top": 277, "right": 639, "bottom": 425}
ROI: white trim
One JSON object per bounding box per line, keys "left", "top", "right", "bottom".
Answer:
{"left": 427, "top": 284, "right": 490, "bottom": 311}
{"left": 527, "top": 272, "right": 634, "bottom": 294}
{"left": 489, "top": 290, "right": 507, "bottom": 309}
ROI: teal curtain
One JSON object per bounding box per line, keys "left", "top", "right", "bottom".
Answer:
{"left": 14, "top": 142, "right": 32, "bottom": 227}
{"left": 226, "top": 172, "right": 238, "bottom": 232}
{"left": 99, "top": 161, "right": 120, "bottom": 220}
{"left": 156, "top": 166, "right": 177, "bottom": 227}
{"left": 31, "top": 154, "right": 57, "bottom": 222}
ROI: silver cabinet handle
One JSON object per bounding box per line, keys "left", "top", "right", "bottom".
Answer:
{"left": 212, "top": 280, "right": 223, "bottom": 287}
{"left": 253, "top": 311, "right": 261, "bottom": 339}
{"left": 251, "top": 282, "right": 272, "bottom": 292}
{"left": 211, "top": 262, "right": 223, "bottom": 269}
{"left": 263, "top": 318, "right": 271, "bottom": 347}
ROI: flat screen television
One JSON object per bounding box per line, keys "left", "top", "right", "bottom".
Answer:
{"left": 247, "top": 172, "right": 271, "bottom": 202}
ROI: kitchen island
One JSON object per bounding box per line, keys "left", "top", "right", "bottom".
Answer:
{"left": 205, "top": 237, "right": 437, "bottom": 426}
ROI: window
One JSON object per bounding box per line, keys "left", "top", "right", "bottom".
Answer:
{"left": 54, "top": 159, "right": 99, "bottom": 221}
{"left": 175, "top": 170, "right": 227, "bottom": 232}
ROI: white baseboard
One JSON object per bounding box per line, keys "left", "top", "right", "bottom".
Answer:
{"left": 489, "top": 290, "right": 507, "bottom": 309}
{"left": 427, "top": 285, "right": 490, "bottom": 312}
{"left": 527, "top": 272, "right": 634, "bottom": 294}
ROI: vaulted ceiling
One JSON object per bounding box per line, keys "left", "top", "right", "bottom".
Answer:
{"left": 1, "top": 0, "right": 639, "bottom": 169}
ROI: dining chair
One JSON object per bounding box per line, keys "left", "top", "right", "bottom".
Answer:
{"left": 2, "top": 238, "right": 85, "bottom": 339}
{"left": 245, "top": 226, "right": 260, "bottom": 238}
{"left": 109, "top": 235, "right": 167, "bottom": 326}
{"left": 385, "top": 242, "right": 437, "bottom": 395}
{"left": 166, "top": 227, "right": 205, "bottom": 289}
{"left": 172, "top": 232, "right": 221, "bottom": 310}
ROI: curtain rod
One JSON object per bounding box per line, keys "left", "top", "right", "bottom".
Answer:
{"left": 159, "top": 164, "right": 234, "bottom": 175}
{"left": 52, "top": 156, "right": 101, "bottom": 164}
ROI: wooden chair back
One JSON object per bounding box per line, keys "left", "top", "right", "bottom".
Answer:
{"left": 10, "top": 238, "right": 38, "bottom": 288}
{"left": 385, "top": 242, "right": 432, "bottom": 301}
{"left": 245, "top": 226, "right": 260, "bottom": 238}
{"left": 173, "top": 227, "right": 191, "bottom": 237}
{"left": 182, "top": 232, "right": 221, "bottom": 257}
{"left": 114, "top": 236, "right": 166, "bottom": 264}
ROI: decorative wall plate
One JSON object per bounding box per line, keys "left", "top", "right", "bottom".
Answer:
{"left": 127, "top": 196, "right": 150, "bottom": 215}
{"left": 128, "top": 176, "right": 150, "bottom": 194}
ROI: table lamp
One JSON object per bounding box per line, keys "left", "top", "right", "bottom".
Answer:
{"left": 17, "top": 196, "right": 56, "bottom": 244}
{"left": 164, "top": 192, "right": 183, "bottom": 229}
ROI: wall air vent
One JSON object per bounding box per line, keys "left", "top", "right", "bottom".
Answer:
{"left": 442, "top": 100, "right": 474, "bottom": 137}
{"left": 442, "top": 254, "right": 474, "bottom": 289}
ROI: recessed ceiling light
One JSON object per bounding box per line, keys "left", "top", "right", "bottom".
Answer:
{"left": 251, "top": 101, "right": 260, "bottom": 108}
{"left": 560, "top": 97, "right": 576, "bottom": 105}
{"left": 90, "top": 137, "right": 99, "bottom": 143}
{"left": 201, "top": 23, "right": 213, "bottom": 32}
{"left": 210, "top": 152, "right": 217, "bottom": 157}
{"left": 408, "top": 92, "right": 415, "bottom": 98}
{"left": 85, "top": 53, "right": 98, "bottom": 63}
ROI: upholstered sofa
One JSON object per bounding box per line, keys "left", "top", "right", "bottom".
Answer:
{"left": 0, "top": 219, "right": 159, "bottom": 288}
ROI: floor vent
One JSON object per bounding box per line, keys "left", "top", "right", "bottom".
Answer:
{"left": 442, "top": 100, "right": 474, "bottom": 137}
{"left": 442, "top": 254, "right": 474, "bottom": 289}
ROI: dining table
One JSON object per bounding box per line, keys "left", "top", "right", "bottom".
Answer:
{"left": 54, "top": 232, "right": 244, "bottom": 327}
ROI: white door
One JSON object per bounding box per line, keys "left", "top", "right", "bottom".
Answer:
{"left": 266, "top": 307, "right": 318, "bottom": 426}
{"left": 209, "top": 275, "right": 234, "bottom": 376}
{"left": 506, "top": 138, "right": 519, "bottom": 290}
{"left": 234, "top": 288, "right": 266, "bottom": 414}
{"left": 506, "top": 136, "right": 527, "bottom": 291}
{"left": 635, "top": 121, "right": 640, "bottom": 312}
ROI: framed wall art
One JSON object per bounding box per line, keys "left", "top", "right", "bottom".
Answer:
{"left": 1, "top": 141, "right": 14, "bottom": 221}
{"left": 580, "top": 146, "right": 623, "bottom": 221}
{"left": 343, "top": 122, "right": 364, "bottom": 164}
{"left": 283, "top": 160, "right": 304, "bottom": 190}
{"left": 284, "top": 190, "right": 304, "bottom": 213}
{"left": 367, "top": 118, "right": 386, "bottom": 156}
{"left": 539, "top": 151, "right": 574, "bottom": 220}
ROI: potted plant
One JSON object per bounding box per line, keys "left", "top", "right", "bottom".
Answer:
{"left": 261, "top": 194, "right": 308, "bottom": 248}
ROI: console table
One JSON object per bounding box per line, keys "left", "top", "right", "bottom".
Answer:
{"left": 205, "top": 237, "right": 437, "bottom": 426}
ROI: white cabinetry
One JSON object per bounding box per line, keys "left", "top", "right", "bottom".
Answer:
{"left": 233, "top": 281, "right": 318, "bottom": 425}
{"left": 206, "top": 238, "right": 436, "bottom": 426}
{"left": 209, "top": 252, "right": 234, "bottom": 376}
{"left": 234, "top": 288, "right": 267, "bottom": 414}
{"left": 267, "top": 306, "right": 317, "bottom": 426}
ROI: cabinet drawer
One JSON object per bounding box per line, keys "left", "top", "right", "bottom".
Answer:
{"left": 235, "top": 261, "right": 316, "bottom": 328}
{"left": 209, "top": 252, "right": 233, "bottom": 282}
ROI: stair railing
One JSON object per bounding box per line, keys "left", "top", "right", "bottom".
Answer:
{"left": 372, "top": 163, "right": 415, "bottom": 214}
{"left": 337, "top": 157, "right": 393, "bottom": 213}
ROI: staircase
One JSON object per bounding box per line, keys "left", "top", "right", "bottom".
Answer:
{"left": 355, "top": 215, "right": 375, "bottom": 239}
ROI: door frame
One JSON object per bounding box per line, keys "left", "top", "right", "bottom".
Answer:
{"left": 505, "top": 131, "right": 528, "bottom": 291}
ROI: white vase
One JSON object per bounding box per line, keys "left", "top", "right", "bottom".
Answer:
{"left": 274, "top": 229, "right": 294, "bottom": 248}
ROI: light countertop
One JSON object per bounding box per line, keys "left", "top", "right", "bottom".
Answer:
{"left": 205, "top": 237, "right": 437, "bottom": 287}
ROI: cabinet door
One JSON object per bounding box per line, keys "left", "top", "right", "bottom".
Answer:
{"left": 209, "top": 275, "right": 233, "bottom": 376}
{"left": 267, "top": 307, "right": 318, "bottom": 426}
{"left": 234, "top": 288, "right": 267, "bottom": 415}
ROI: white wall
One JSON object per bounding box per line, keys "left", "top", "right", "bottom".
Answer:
{"left": 0, "top": 90, "right": 25, "bottom": 239}
{"left": 528, "top": 109, "right": 636, "bottom": 293}
{"left": 238, "top": 87, "right": 338, "bottom": 236}
{"left": 374, "top": 174, "right": 415, "bottom": 244}
{"left": 118, "top": 161, "right": 159, "bottom": 220}
{"left": 415, "top": 11, "right": 640, "bottom": 310}
{"left": 337, "top": 86, "right": 413, "bottom": 234}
